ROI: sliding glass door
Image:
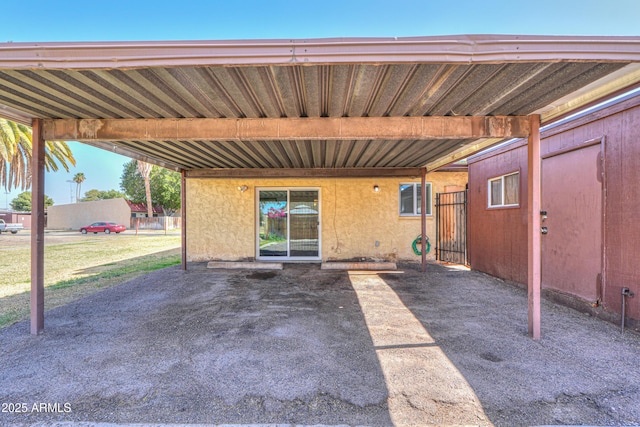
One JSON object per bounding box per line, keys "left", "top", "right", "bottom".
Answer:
{"left": 289, "top": 190, "right": 320, "bottom": 257}
{"left": 258, "top": 189, "right": 320, "bottom": 260}
{"left": 258, "top": 190, "right": 288, "bottom": 257}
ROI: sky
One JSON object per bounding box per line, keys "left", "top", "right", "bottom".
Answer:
{"left": 1, "top": 0, "right": 639, "bottom": 207}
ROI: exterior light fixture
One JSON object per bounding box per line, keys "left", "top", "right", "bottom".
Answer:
{"left": 238, "top": 185, "right": 248, "bottom": 192}
{"left": 373, "top": 185, "right": 380, "bottom": 193}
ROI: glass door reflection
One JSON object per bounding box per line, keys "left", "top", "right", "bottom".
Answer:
{"left": 259, "top": 190, "right": 288, "bottom": 257}
{"left": 289, "top": 190, "right": 319, "bottom": 257}
{"left": 258, "top": 189, "right": 319, "bottom": 259}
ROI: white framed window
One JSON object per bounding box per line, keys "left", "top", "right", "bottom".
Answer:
{"left": 399, "top": 182, "right": 432, "bottom": 216}
{"left": 488, "top": 172, "right": 519, "bottom": 208}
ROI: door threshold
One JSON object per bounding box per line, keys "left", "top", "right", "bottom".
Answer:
{"left": 321, "top": 261, "right": 397, "bottom": 270}
{"left": 207, "top": 261, "right": 283, "bottom": 270}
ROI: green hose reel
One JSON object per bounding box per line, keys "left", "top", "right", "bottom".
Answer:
{"left": 412, "top": 235, "right": 431, "bottom": 256}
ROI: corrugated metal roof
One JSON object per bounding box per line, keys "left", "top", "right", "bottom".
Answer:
{"left": 1, "top": 35, "right": 639, "bottom": 171}
{"left": 0, "top": 62, "right": 627, "bottom": 120}
{"left": 101, "top": 137, "right": 472, "bottom": 170}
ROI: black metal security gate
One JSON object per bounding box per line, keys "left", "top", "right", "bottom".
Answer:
{"left": 435, "top": 190, "right": 468, "bottom": 265}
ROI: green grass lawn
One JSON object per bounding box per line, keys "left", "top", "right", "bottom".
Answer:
{"left": 0, "top": 231, "right": 181, "bottom": 328}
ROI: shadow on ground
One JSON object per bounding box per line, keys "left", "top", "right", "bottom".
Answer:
{"left": 0, "top": 264, "right": 392, "bottom": 426}
{"left": 380, "top": 263, "right": 640, "bottom": 426}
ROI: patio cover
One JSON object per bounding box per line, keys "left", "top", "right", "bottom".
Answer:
{"left": 1, "top": 34, "right": 639, "bottom": 337}
{"left": 1, "top": 35, "right": 640, "bottom": 172}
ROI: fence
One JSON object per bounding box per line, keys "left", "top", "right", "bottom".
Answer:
{"left": 130, "top": 216, "right": 182, "bottom": 231}
{"left": 435, "top": 190, "right": 468, "bottom": 265}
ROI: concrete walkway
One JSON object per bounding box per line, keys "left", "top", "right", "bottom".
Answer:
{"left": 1, "top": 263, "right": 639, "bottom": 426}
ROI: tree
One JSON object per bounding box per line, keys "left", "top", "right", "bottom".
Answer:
{"left": 1, "top": 118, "right": 76, "bottom": 191}
{"left": 10, "top": 191, "right": 54, "bottom": 211}
{"left": 120, "top": 160, "right": 147, "bottom": 203}
{"left": 73, "top": 172, "right": 85, "bottom": 203}
{"left": 150, "top": 167, "right": 181, "bottom": 215}
{"left": 80, "top": 189, "right": 126, "bottom": 202}
{"left": 120, "top": 160, "right": 181, "bottom": 215}
{"left": 137, "top": 161, "right": 153, "bottom": 218}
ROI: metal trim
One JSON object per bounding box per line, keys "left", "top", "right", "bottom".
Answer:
{"left": 1, "top": 35, "right": 639, "bottom": 69}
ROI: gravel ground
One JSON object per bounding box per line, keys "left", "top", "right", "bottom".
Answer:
{"left": 1, "top": 262, "right": 639, "bottom": 426}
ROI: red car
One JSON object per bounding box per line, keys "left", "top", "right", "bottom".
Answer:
{"left": 79, "top": 221, "right": 126, "bottom": 234}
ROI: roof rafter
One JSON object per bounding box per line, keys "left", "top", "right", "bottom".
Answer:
{"left": 186, "top": 167, "right": 423, "bottom": 179}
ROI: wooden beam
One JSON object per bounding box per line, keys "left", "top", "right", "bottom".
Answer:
{"left": 185, "top": 167, "right": 424, "bottom": 179}
{"left": 30, "top": 119, "right": 45, "bottom": 335}
{"left": 43, "top": 116, "right": 531, "bottom": 142}
{"left": 527, "top": 114, "right": 542, "bottom": 340}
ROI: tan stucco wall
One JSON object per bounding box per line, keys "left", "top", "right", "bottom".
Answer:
{"left": 47, "top": 198, "right": 131, "bottom": 230}
{"left": 186, "top": 172, "right": 467, "bottom": 262}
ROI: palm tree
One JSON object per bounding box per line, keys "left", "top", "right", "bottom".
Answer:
{"left": 1, "top": 118, "right": 76, "bottom": 191}
{"left": 137, "top": 160, "right": 153, "bottom": 218}
{"left": 73, "top": 172, "right": 85, "bottom": 202}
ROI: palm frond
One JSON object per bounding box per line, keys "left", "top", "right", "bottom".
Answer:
{"left": 47, "top": 140, "right": 76, "bottom": 172}
{"left": 0, "top": 119, "right": 17, "bottom": 159}
{"left": 0, "top": 119, "right": 76, "bottom": 191}
{"left": 0, "top": 157, "right": 7, "bottom": 189}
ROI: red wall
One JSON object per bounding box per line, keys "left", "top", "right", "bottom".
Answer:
{"left": 1, "top": 212, "right": 32, "bottom": 229}
{"left": 468, "top": 94, "right": 640, "bottom": 322}
{"left": 599, "top": 98, "right": 640, "bottom": 319}
{"left": 468, "top": 141, "right": 528, "bottom": 285}
{"left": 11, "top": 212, "right": 32, "bottom": 229}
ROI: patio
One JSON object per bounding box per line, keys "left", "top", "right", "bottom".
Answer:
{"left": 1, "top": 262, "right": 639, "bottom": 426}
{"left": 2, "top": 36, "right": 639, "bottom": 339}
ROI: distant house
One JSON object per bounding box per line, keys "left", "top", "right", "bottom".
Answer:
{"left": 0, "top": 210, "right": 32, "bottom": 229}
{"left": 47, "top": 198, "right": 164, "bottom": 230}
{"left": 188, "top": 170, "right": 468, "bottom": 262}
{"left": 126, "top": 200, "right": 163, "bottom": 218}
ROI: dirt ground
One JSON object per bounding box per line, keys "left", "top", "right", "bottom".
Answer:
{"left": 1, "top": 262, "right": 639, "bottom": 426}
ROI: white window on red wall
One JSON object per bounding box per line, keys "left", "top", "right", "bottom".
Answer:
{"left": 488, "top": 172, "right": 519, "bottom": 208}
